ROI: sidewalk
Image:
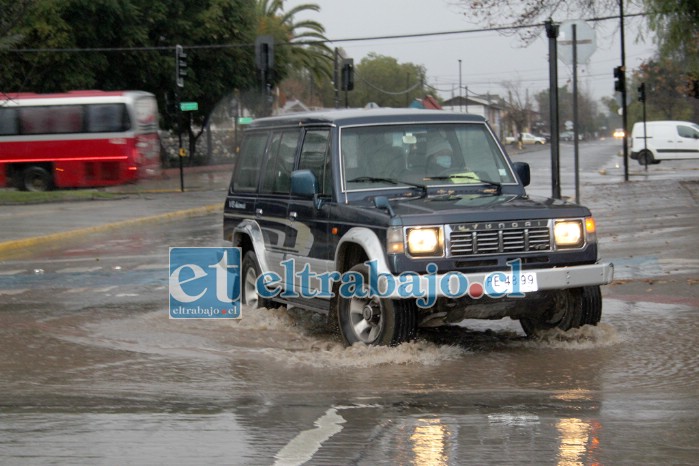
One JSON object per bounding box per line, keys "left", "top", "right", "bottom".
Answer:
{"left": 0, "top": 165, "right": 232, "bottom": 258}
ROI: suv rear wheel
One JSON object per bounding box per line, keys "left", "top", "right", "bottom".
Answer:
{"left": 337, "top": 263, "right": 417, "bottom": 346}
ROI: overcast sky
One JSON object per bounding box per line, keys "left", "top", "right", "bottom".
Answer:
{"left": 286, "top": 0, "right": 657, "bottom": 102}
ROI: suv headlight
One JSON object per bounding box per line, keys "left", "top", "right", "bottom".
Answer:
{"left": 406, "top": 226, "right": 444, "bottom": 256}
{"left": 554, "top": 220, "right": 584, "bottom": 248}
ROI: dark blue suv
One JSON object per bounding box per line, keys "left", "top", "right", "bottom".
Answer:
{"left": 224, "top": 109, "right": 613, "bottom": 346}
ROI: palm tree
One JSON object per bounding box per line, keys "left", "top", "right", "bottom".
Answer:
{"left": 256, "top": 0, "right": 333, "bottom": 84}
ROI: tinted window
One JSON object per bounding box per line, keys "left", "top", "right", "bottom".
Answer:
{"left": 19, "top": 106, "right": 84, "bottom": 134}
{"left": 260, "top": 130, "right": 299, "bottom": 194}
{"left": 298, "top": 129, "right": 331, "bottom": 195}
{"left": 233, "top": 132, "right": 268, "bottom": 192}
{"left": 86, "top": 104, "right": 130, "bottom": 132}
{"left": 0, "top": 107, "right": 18, "bottom": 135}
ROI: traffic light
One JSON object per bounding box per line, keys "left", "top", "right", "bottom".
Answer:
{"left": 693, "top": 80, "right": 699, "bottom": 99}
{"left": 341, "top": 58, "right": 354, "bottom": 91}
{"left": 255, "top": 35, "right": 274, "bottom": 72}
{"left": 175, "top": 45, "right": 187, "bottom": 88}
{"left": 613, "top": 66, "right": 624, "bottom": 93}
{"left": 638, "top": 82, "right": 646, "bottom": 102}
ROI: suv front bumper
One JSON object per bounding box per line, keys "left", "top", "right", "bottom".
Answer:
{"left": 378, "top": 262, "right": 614, "bottom": 299}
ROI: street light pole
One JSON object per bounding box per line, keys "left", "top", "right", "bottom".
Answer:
{"left": 459, "top": 59, "right": 463, "bottom": 112}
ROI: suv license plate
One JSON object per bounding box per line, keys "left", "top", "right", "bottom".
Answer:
{"left": 485, "top": 272, "right": 538, "bottom": 294}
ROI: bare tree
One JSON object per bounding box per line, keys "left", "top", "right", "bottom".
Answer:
{"left": 502, "top": 80, "right": 535, "bottom": 136}
{"left": 450, "top": 0, "right": 627, "bottom": 43}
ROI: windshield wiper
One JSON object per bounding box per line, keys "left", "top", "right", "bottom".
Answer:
{"left": 347, "top": 176, "right": 427, "bottom": 198}
{"left": 423, "top": 173, "right": 501, "bottom": 193}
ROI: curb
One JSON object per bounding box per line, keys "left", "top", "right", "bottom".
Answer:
{"left": 0, "top": 203, "right": 222, "bottom": 259}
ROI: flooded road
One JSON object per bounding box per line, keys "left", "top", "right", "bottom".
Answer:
{"left": 1, "top": 146, "right": 699, "bottom": 464}
{"left": 1, "top": 294, "right": 697, "bottom": 464}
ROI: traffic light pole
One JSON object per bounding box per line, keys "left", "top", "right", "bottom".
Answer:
{"left": 639, "top": 82, "right": 648, "bottom": 171}
{"left": 175, "top": 44, "right": 187, "bottom": 192}
{"left": 545, "top": 20, "right": 561, "bottom": 200}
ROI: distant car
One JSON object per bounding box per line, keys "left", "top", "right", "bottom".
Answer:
{"left": 561, "top": 131, "right": 583, "bottom": 142}
{"left": 630, "top": 120, "right": 699, "bottom": 165}
{"left": 504, "top": 133, "right": 546, "bottom": 145}
{"left": 520, "top": 132, "right": 547, "bottom": 145}
{"left": 613, "top": 128, "right": 625, "bottom": 139}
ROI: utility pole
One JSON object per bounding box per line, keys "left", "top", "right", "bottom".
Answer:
{"left": 619, "top": 0, "right": 629, "bottom": 181}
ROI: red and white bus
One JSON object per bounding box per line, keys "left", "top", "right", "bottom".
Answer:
{"left": 0, "top": 90, "right": 161, "bottom": 191}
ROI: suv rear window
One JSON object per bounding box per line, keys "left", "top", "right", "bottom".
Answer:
{"left": 233, "top": 132, "right": 268, "bottom": 192}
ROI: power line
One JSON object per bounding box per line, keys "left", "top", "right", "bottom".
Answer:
{"left": 7, "top": 13, "right": 647, "bottom": 54}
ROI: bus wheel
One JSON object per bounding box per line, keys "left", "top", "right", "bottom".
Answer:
{"left": 23, "top": 166, "right": 53, "bottom": 192}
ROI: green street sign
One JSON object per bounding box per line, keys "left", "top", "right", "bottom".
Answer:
{"left": 180, "top": 101, "right": 198, "bottom": 112}
{"left": 237, "top": 117, "right": 254, "bottom": 125}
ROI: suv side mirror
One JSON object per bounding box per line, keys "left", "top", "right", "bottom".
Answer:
{"left": 512, "top": 161, "right": 530, "bottom": 187}
{"left": 290, "top": 169, "right": 319, "bottom": 198}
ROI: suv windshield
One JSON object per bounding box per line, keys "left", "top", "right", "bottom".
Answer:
{"left": 341, "top": 122, "right": 516, "bottom": 191}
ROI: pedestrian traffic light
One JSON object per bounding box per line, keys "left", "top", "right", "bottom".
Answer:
{"left": 613, "top": 66, "right": 624, "bottom": 93}
{"left": 176, "top": 45, "right": 187, "bottom": 88}
{"left": 638, "top": 82, "right": 645, "bottom": 102}
{"left": 341, "top": 58, "right": 354, "bottom": 91}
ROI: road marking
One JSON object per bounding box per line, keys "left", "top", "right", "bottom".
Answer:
{"left": 0, "top": 269, "right": 26, "bottom": 276}
{"left": 0, "top": 289, "right": 29, "bottom": 296}
{"left": 134, "top": 263, "right": 168, "bottom": 270}
{"left": 273, "top": 407, "right": 346, "bottom": 466}
{"left": 56, "top": 266, "right": 103, "bottom": 274}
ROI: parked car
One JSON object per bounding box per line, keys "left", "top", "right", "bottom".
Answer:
{"left": 630, "top": 120, "right": 699, "bottom": 165}
{"left": 520, "top": 132, "right": 547, "bottom": 144}
{"left": 223, "top": 109, "right": 613, "bottom": 346}
{"left": 561, "top": 131, "right": 583, "bottom": 142}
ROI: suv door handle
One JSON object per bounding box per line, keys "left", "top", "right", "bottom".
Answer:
{"left": 289, "top": 211, "right": 298, "bottom": 221}
{"left": 255, "top": 208, "right": 263, "bottom": 217}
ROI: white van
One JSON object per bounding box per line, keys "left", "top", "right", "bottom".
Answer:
{"left": 630, "top": 120, "right": 699, "bottom": 164}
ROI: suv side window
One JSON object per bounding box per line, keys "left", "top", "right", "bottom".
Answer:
{"left": 233, "top": 132, "right": 268, "bottom": 192}
{"left": 260, "top": 130, "right": 300, "bottom": 194}
{"left": 298, "top": 129, "right": 331, "bottom": 195}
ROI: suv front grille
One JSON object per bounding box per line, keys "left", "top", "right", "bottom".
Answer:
{"left": 447, "top": 220, "right": 551, "bottom": 256}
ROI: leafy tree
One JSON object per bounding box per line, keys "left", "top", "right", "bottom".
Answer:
{"left": 0, "top": 0, "right": 257, "bottom": 133}
{"left": 250, "top": 0, "right": 332, "bottom": 115}
{"left": 347, "top": 53, "right": 428, "bottom": 108}
{"left": 645, "top": 0, "right": 699, "bottom": 73}
{"left": 627, "top": 57, "right": 699, "bottom": 124}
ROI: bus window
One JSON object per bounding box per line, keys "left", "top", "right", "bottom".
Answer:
{"left": 86, "top": 104, "right": 130, "bottom": 133}
{"left": 20, "top": 106, "right": 84, "bottom": 134}
{"left": 0, "top": 108, "right": 18, "bottom": 135}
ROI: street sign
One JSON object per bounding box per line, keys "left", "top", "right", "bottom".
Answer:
{"left": 558, "top": 20, "right": 596, "bottom": 65}
{"left": 237, "top": 117, "right": 254, "bottom": 125}
{"left": 180, "top": 101, "right": 198, "bottom": 112}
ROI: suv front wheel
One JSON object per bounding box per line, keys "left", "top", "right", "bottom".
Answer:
{"left": 337, "top": 263, "right": 417, "bottom": 346}
{"left": 241, "top": 250, "right": 280, "bottom": 309}
{"left": 519, "top": 286, "right": 602, "bottom": 337}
